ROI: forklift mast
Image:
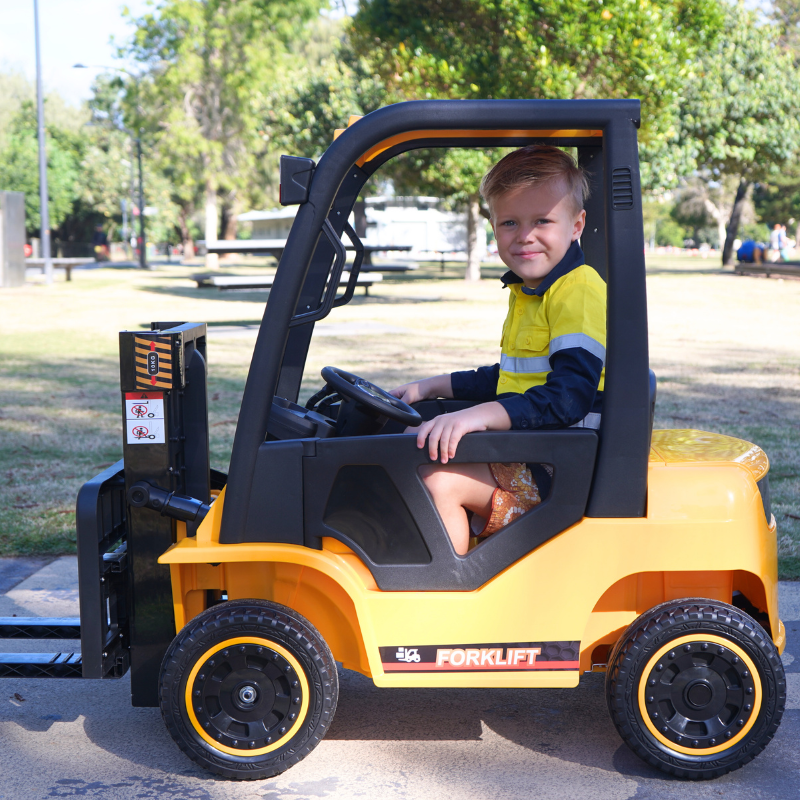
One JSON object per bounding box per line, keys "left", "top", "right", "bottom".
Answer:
{"left": 0, "top": 322, "right": 217, "bottom": 708}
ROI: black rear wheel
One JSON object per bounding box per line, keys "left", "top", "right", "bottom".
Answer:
{"left": 606, "top": 598, "right": 785, "bottom": 779}
{"left": 160, "top": 599, "right": 338, "bottom": 780}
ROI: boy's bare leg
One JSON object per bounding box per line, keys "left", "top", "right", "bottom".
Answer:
{"left": 419, "top": 463, "right": 496, "bottom": 555}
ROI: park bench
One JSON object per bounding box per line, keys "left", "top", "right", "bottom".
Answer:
{"left": 735, "top": 261, "right": 800, "bottom": 278}
{"left": 25, "top": 257, "right": 96, "bottom": 281}
{"left": 192, "top": 271, "right": 382, "bottom": 295}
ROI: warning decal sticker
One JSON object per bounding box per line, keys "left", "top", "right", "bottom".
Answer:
{"left": 133, "top": 335, "right": 174, "bottom": 390}
{"left": 125, "top": 391, "right": 165, "bottom": 444}
{"left": 380, "top": 641, "right": 580, "bottom": 672}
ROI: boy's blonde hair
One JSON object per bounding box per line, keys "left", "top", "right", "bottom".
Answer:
{"left": 480, "top": 145, "right": 589, "bottom": 217}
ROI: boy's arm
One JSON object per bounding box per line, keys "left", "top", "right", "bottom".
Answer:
{"left": 450, "top": 364, "right": 500, "bottom": 402}
{"left": 390, "top": 373, "right": 453, "bottom": 405}
{"left": 392, "top": 362, "right": 502, "bottom": 405}
{"left": 415, "top": 401, "right": 511, "bottom": 463}
{"left": 497, "top": 349, "right": 602, "bottom": 429}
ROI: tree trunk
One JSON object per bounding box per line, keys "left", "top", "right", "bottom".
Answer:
{"left": 354, "top": 200, "right": 368, "bottom": 238}
{"left": 464, "top": 193, "right": 483, "bottom": 281}
{"left": 222, "top": 193, "right": 240, "bottom": 240}
{"left": 701, "top": 196, "right": 727, "bottom": 251}
{"left": 179, "top": 207, "right": 195, "bottom": 259}
{"left": 205, "top": 175, "right": 219, "bottom": 270}
{"left": 722, "top": 179, "right": 751, "bottom": 266}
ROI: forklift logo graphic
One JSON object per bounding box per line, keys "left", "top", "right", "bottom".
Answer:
{"left": 381, "top": 641, "right": 580, "bottom": 672}
{"left": 395, "top": 647, "right": 421, "bottom": 663}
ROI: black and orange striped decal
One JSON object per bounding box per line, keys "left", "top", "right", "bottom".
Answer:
{"left": 134, "top": 335, "right": 174, "bottom": 390}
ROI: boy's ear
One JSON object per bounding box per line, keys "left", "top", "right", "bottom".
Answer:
{"left": 572, "top": 209, "right": 586, "bottom": 241}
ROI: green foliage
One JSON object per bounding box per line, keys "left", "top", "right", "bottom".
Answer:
{"left": 267, "top": 51, "right": 385, "bottom": 161}
{"left": 655, "top": 217, "right": 687, "bottom": 248}
{"left": 677, "top": 3, "right": 800, "bottom": 182}
{"left": 350, "top": 0, "right": 725, "bottom": 191}
{"left": 737, "top": 221, "right": 770, "bottom": 244}
{"left": 753, "top": 163, "right": 800, "bottom": 230}
{"left": 0, "top": 102, "right": 83, "bottom": 235}
{"left": 121, "top": 0, "right": 326, "bottom": 220}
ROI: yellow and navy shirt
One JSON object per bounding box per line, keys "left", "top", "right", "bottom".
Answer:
{"left": 451, "top": 241, "right": 606, "bottom": 430}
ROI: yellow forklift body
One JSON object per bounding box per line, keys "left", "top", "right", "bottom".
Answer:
{"left": 160, "top": 429, "right": 783, "bottom": 689}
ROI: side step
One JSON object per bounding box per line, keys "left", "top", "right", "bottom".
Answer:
{"left": 0, "top": 617, "right": 84, "bottom": 678}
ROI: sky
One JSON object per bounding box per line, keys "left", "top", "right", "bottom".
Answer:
{"left": 0, "top": 0, "right": 357, "bottom": 108}
{"left": 0, "top": 0, "right": 155, "bottom": 107}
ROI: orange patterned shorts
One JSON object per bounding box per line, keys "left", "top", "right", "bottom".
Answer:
{"left": 476, "top": 462, "right": 542, "bottom": 539}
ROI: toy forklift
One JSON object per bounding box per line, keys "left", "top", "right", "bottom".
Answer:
{"left": 0, "top": 100, "right": 785, "bottom": 781}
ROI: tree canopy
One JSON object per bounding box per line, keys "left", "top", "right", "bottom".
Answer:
{"left": 676, "top": 1, "right": 800, "bottom": 262}
{"left": 121, "top": 0, "right": 325, "bottom": 263}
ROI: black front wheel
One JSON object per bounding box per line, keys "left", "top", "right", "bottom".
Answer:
{"left": 159, "top": 599, "right": 338, "bottom": 780}
{"left": 606, "top": 598, "right": 785, "bottom": 780}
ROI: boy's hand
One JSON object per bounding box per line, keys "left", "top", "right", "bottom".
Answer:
{"left": 390, "top": 374, "right": 453, "bottom": 405}
{"left": 416, "top": 402, "right": 512, "bottom": 463}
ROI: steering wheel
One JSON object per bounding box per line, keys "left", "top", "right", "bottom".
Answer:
{"left": 320, "top": 367, "right": 422, "bottom": 427}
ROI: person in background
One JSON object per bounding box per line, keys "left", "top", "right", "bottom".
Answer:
{"left": 736, "top": 239, "right": 765, "bottom": 264}
{"left": 768, "top": 223, "right": 786, "bottom": 262}
{"left": 92, "top": 224, "right": 110, "bottom": 261}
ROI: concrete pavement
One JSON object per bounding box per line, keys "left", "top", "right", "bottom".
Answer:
{"left": 0, "top": 557, "right": 797, "bottom": 799}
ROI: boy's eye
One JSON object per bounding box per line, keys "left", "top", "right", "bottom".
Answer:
{"left": 500, "top": 220, "right": 516, "bottom": 227}
{"left": 535, "top": 218, "right": 552, "bottom": 225}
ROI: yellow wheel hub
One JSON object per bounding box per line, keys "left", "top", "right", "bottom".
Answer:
{"left": 185, "top": 636, "right": 310, "bottom": 757}
{"left": 637, "top": 633, "right": 762, "bottom": 756}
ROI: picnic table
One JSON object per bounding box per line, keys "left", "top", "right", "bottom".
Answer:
{"left": 198, "top": 240, "right": 416, "bottom": 271}
{"left": 192, "top": 271, "right": 382, "bottom": 295}
{"left": 25, "top": 257, "right": 96, "bottom": 281}
{"left": 431, "top": 249, "right": 467, "bottom": 272}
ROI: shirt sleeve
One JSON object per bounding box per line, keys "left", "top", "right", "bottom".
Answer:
{"left": 450, "top": 364, "right": 500, "bottom": 402}
{"left": 497, "top": 348, "right": 603, "bottom": 429}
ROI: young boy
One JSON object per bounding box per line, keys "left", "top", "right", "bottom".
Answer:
{"left": 391, "top": 145, "right": 606, "bottom": 555}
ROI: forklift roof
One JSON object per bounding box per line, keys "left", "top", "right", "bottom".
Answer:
{"left": 221, "top": 99, "right": 650, "bottom": 545}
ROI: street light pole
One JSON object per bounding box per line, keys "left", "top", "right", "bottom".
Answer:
{"left": 136, "top": 134, "right": 147, "bottom": 269}
{"left": 33, "top": 0, "right": 52, "bottom": 284}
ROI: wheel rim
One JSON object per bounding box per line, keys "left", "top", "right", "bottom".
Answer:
{"left": 637, "top": 633, "right": 762, "bottom": 756}
{"left": 184, "top": 636, "right": 310, "bottom": 757}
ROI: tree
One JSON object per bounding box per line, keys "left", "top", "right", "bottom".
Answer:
{"left": 0, "top": 102, "right": 82, "bottom": 237}
{"left": 350, "top": 0, "right": 726, "bottom": 277}
{"left": 122, "top": 0, "right": 325, "bottom": 267}
{"left": 677, "top": 2, "right": 800, "bottom": 264}
{"left": 753, "top": 163, "right": 800, "bottom": 246}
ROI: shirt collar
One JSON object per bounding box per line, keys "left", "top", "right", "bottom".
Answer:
{"left": 500, "top": 240, "right": 585, "bottom": 296}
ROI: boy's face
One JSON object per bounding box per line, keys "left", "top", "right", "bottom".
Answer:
{"left": 491, "top": 180, "right": 586, "bottom": 289}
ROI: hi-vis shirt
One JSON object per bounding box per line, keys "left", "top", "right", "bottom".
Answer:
{"left": 451, "top": 241, "right": 606, "bottom": 430}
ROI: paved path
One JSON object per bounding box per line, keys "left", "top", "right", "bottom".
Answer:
{"left": 0, "top": 558, "right": 797, "bottom": 799}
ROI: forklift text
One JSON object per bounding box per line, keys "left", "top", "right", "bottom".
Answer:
{"left": 435, "top": 647, "right": 541, "bottom": 667}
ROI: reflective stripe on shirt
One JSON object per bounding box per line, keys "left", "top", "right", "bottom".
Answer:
{"left": 499, "top": 332, "right": 605, "bottom": 375}
{"left": 549, "top": 333, "right": 606, "bottom": 365}
{"left": 569, "top": 412, "right": 602, "bottom": 430}
{"left": 500, "top": 353, "right": 551, "bottom": 374}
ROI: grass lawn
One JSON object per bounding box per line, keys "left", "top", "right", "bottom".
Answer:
{"left": 2, "top": 253, "right": 799, "bottom": 577}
